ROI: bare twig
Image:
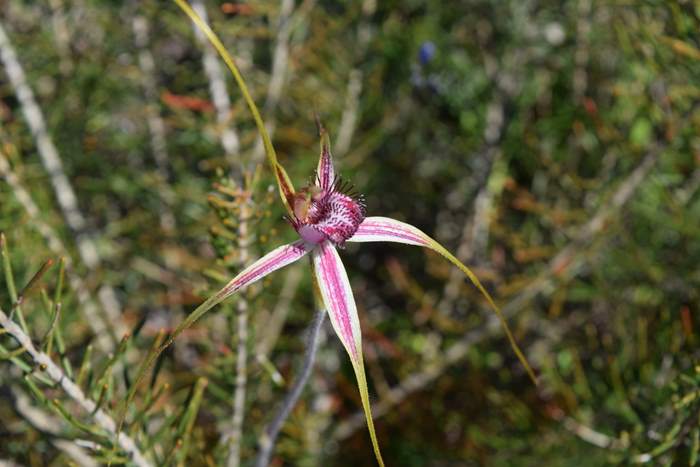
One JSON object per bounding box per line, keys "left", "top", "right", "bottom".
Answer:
{"left": 251, "top": 0, "right": 296, "bottom": 164}
{"left": 334, "top": 0, "right": 376, "bottom": 156}
{"left": 225, "top": 199, "right": 252, "bottom": 467}
{"left": 186, "top": 5, "right": 257, "bottom": 464}
{"left": 263, "top": 0, "right": 295, "bottom": 115}
{"left": 132, "top": 13, "right": 176, "bottom": 233}
{"left": 190, "top": 0, "right": 241, "bottom": 169}
{"left": 255, "top": 308, "right": 326, "bottom": 467}
{"left": 0, "top": 22, "right": 126, "bottom": 345}
{"left": 0, "top": 22, "right": 93, "bottom": 267}
{"left": 10, "top": 386, "right": 99, "bottom": 467}
{"left": 560, "top": 415, "right": 625, "bottom": 450}
{"left": 333, "top": 150, "right": 658, "bottom": 441}
{"left": 0, "top": 153, "right": 117, "bottom": 353}
{"left": 0, "top": 307, "right": 151, "bottom": 467}
{"left": 255, "top": 267, "right": 303, "bottom": 361}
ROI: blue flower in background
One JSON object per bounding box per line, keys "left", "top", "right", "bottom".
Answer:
{"left": 418, "top": 41, "right": 436, "bottom": 65}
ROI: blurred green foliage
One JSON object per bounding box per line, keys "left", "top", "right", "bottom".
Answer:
{"left": 0, "top": 0, "right": 699, "bottom": 465}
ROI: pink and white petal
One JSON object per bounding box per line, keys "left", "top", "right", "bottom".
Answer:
{"left": 347, "top": 216, "right": 431, "bottom": 246}
{"left": 312, "top": 242, "right": 362, "bottom": 363}
{"left": 316, "top": 128, "right": 335, "bottom": 190}
{"left": 127, "top": 240, "right": 312, "bottom": 414}
{"left": 182, "top": 240, "right": 306, "bottom": 322}
{"left": 311, "top": 242, "right": 385, "bottom": 466}
{"left": 176, "top": 240, "right": 310, "bottom": 338}
{"left": 215, "top": 240, "right": 310, "bottom": 302}
{"left": 348, "top": 216, "right": 538, "bottom": 384}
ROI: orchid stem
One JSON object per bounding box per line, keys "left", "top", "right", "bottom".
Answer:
{"left": 255, "top": 308, "right": 325, "bottom": 467}
{"left": 227, "top": 200, "right": 252, "bottom": 467}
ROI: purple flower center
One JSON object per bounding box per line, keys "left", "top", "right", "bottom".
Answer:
{"left": 288, "top": 179, "right": 365, "bottom": 246}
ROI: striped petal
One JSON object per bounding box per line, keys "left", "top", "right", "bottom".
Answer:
{"left": 316, "top": 125, "right": 334, "bottom": 190}
{"left": 123, "top": 241, "right": 311, "bottom": 435}
{"left": 349, "top": 216, "right": 429, "bottom": 246}
{"left": 312, "top": 242, "right": 385, "bottom": 467}
{"left": 348, "top": 216, "right": 538, "bottom": 384}
{"left": 215, "top": 240, "right": 310, "bottom": 302}
{"left": 165, "top": 241, "right": 310, "bottom": 348}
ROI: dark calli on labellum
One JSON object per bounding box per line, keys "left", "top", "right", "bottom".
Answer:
{"left": 289, "top": 177, "right": 366, "bottom": 246}
{"left": 281, "top": 134, "right": 365, "bottom": 246}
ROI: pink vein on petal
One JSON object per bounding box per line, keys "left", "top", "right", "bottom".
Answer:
{"left": 316, "top": 132, "right": 334, "bottom": 190}
{"left": 217, "top": 241, "right": 309, "bottom": 300}
{"left": 348, "top": 216, "right": 430, "bottom": 246}
{"left": 314, "top": 242, "right": 359, "bottom": 360}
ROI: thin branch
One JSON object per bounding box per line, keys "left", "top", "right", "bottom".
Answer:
{"left": 560, "top": 415, "right": 625, "bottom": 450}
{"left": 132, "top": 13, "right": 176, "bottom": 233}
{"left": 0, "top": 307, "right": 152, "bottom": 467}
{"left": 263, "top": 0, "right": 295, "bottom": 115}
{"left": 186, "top": 5, "right": 256, "bottom": 464}
{"left": 255, "top": 308, "right": 326, "bottom": 467}
{"left": 0, "top": 21, "right": 93, "bottom": 267}
{"left": 0, "top": 152, "right": 116, "bottom": 353}
{"left": 10, "top": 385, "right": 99, "bottom": 467}
{"left": 334, "top": 0, "right": 376, "bottom": 157}
{"left": 251, "top": 0, "right": 296, "bottom": 164}
{"left": 225, "top": 200, "right": 253, "bottom": 467}
{"left": 254, "top": 267, "right": 303, "bottom": 361}
{"left": 333, "top": 149, "right": 659, "bottom": 441}
{"left": 190, "top": 0, "right": 241, "bottom": 169}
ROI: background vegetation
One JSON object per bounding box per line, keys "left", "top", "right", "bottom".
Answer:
{"left": 0, "top": 0, "right": 699, "bottom": 465}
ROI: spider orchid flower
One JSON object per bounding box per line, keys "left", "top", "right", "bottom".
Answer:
{"left": 171, "top": 130, "right": 535, "bottom": 466}
{"left": 125, "top": 3, "right": 537, "bottom": 466}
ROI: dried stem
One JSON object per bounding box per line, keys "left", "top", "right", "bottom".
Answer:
{"left": 226, "top": 200, "right": 252, "bottom": 467}
{"left": 9, "top": 385, "right": 98, "bottom": 467}
{"left": 255, "top": 267, "right": 303, "bottom": 361}
{"left": 251, "top": 0, "right": 296, "bottom": 164}
{"left": 190, "top": 0, "right": 241, "bottom": 169}
{"left": 132, "top": 13, "right": 176, "bottom": 233}
{"left": 182, "top": 4, "right": 255, "bottom": 463}
{"left": 0, "top": 22, "right": 92, "bottom": 266}
{"left": 334, "top": 0, "right": 376, "bottom": 156}
{"left": 0, "top": 307, "right": 151, "bottom": 467}
{"left": 255, "top": 308, "right": 326, "bottom": 467}
{"left": 186, "top": 3, "right": 254, "bottom": 464}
